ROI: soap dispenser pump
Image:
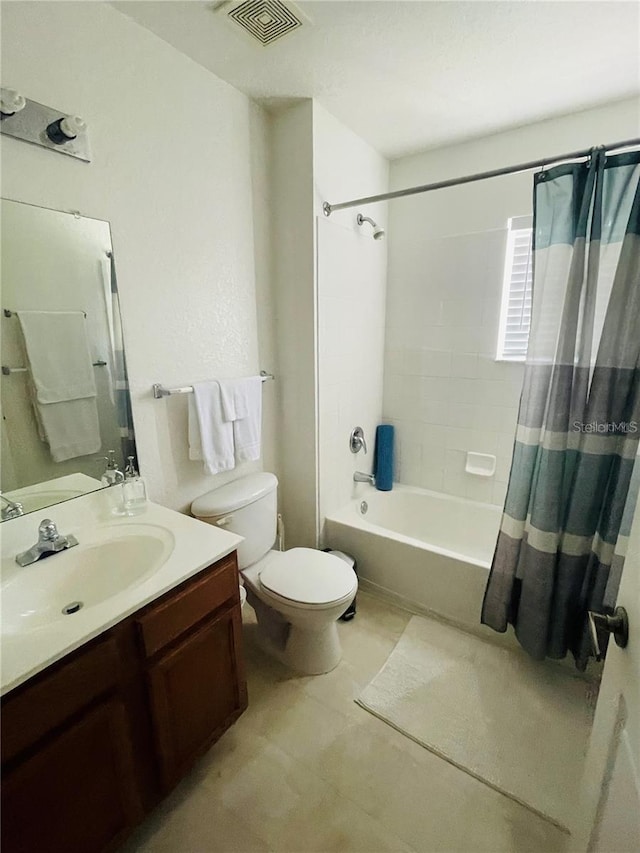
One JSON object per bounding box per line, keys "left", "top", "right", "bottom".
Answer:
{"left": 100, "top": 451, "right": 124, "bottom": 487}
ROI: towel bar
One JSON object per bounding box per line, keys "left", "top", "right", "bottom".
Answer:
{"left": 2, "top": 361, "right": 108, "bottom": 375}
{"left": 153, "top": 371, "right": 275, "bottom": 399}
{"left": 3, "top": 308, "right": 87, "bottom": 318}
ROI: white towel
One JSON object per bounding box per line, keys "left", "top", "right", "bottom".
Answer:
{"left": 191, "top": 381, "right": 235, "bottom": 475}
{"left": 18, "top": 310, "right": 100, "bottom": 461}
{"left": 187, "top": 395, "right": 204, "bottom": 461}
{"left": 35, "top": 398, "right": 102, "bottom": 462}
{"left": 217, "top": 377, "right": 256, "bottom": 422}
{"left": 225, "top": 376, "right": 262, "bottom": 464}
{"left": 17, "top": 311, "right": 96, "bottom": 403}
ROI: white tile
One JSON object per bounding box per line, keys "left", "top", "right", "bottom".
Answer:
{"left": 465, "top": 476, "right": 495, "bottom": 503}
{"left": 446, "top": 427, "right": 473, "bottom": 451}
{"left": 492, "top": 480, "right": 509, "bottom": 506}
{"left": 444, "top": 449, "right": 466, "bottom": 474}
{"left": 421, "top": 348, "right": 452, "bottom": 378}
{"left": 495, "top": 454, "right": 514, "bottom": 482}
{"left": 446, "top": 377, "right": 479, "bottom": 404}
{"left": 442, "top": 472, "right": 467, "bottom": 498}
{"left": 450, "top": 325, "right": 489, "bottom": 353}
{"left": 397, "top": 440, "right": 422, "bottom": 483}
{"left": 422, "top": 423, "right": 448, "bottom": 450}
{"left": 422, "top": 438, "right": 447, "bottom": 470}
{"left": 401, "top": 347, "right": 422, "bottom": 376}
{"left": 447, "top": 401, "right": 476, "bottom": 429}
{"left": 468, "top": 429, "right": 499, "bottom": 453}
{"left": 451, "top": 352, "right": 479, "bottom": 378}
{"left": 440, "top": 298, "right": 484, "bottom": 327}
{"left": 421, "top": 398, "right": 450, "bottom": 426}
{"left": 482, "top": 297, "right": 502, "bottom": 328}
{"left": 497, "top": 438, "right": 518, "bottom": 462}
{"left": 419, "top": 467, "right": 444, "bottom": 492}
{"left": 423, "top": 325, "right": 453, "bottom": 351}
{"left": 421, "top": 376, "right": 450, "bottom": 403}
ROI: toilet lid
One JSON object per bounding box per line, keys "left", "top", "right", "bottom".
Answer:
{"left": 259, "top": 548, "right": 356, "bottom": 605}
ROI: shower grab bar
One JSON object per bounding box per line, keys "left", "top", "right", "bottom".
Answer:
{"left": 152, "top": 370, "right": 275, "bottom": 399}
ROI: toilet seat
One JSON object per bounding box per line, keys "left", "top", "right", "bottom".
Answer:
{"left": 258, "top": 548, "right": 356, "bottom": 608}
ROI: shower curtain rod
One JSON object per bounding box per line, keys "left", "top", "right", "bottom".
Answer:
{"left": 321, "top": 136, "right": 640, "bottom": 216}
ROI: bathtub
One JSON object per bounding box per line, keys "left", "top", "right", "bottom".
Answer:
{"left": 324, "top": 484, "right": 502, "bottom": 632}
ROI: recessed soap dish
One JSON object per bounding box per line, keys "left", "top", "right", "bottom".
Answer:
{"left": 465, "top": 452, "right": 496, "bottom": 477}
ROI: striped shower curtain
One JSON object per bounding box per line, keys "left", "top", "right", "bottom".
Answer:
{"left": 106, "top": 251, "right": 137, "bottom": 463}
{"left": 481, "top": 149, "right": 640, "bottom": 669}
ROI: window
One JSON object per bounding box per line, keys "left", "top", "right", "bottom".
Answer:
{"left": 496, "top": 215, "right": 533, "bottom": 361}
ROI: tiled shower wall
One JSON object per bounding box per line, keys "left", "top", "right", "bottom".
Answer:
{"left": 382, "top": 99, "right": 639, "bottom": 507}
{"left": 383, "top": 227, "right": 524, "bottom": 506}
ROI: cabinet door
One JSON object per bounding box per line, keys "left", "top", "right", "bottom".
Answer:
{"left": 147, "top": 606, "right": 245, "bottom": 790}
{"left": 1, "top": 698, "right": 141, "bottom": 853}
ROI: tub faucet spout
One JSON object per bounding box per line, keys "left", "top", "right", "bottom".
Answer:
{"left": 354, "top": 471, "right": 375, "bottom": 485}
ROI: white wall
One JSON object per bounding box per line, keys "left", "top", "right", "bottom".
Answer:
{"left": 269, "top": 100, "right": 317, "bottom": 547}
{"left": 1, "top": 1, "right": 278, "bottom": 512}
{"left": 385, "top": 98, "right": 640, "bottom": 505}
{"left": 313, "top": 104, "right": 389, "bottom": 535}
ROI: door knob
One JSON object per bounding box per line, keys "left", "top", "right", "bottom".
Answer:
{"left": 587, "top": 606, "right": 629, "bottom": 661}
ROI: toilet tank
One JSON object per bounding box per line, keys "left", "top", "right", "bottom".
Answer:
{"left": 191, "top": 473, "right": 278, "bottom": 569}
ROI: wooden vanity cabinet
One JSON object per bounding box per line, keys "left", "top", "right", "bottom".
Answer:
{"left": 136, "top": 552, "right": 246, "bottom": 792}
{"left": 1, "top": 551, "right": 247, "bottom": 853}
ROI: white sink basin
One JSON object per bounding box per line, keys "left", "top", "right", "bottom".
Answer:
{"left": 1, "top": 523, "right": 175, "bottom": 634}
{"left": 3, "top": 474, "right": 104, "bottom": 518}
{"left": 9, "top": 490, "right": 87, "bottom": 514}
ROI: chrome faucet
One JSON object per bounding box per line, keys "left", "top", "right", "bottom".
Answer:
{"left": 353, "top": 471, "right": 375, "bottom": 485}
{"left": 16, "top": 519, "right": 79, "bottom": 567}
{"left": 1, "top": 493, "right": 24, "bottom": 520}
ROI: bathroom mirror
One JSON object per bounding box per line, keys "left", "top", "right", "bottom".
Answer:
{"left": 0, "top": 198, "right": 138, "bottom": 520}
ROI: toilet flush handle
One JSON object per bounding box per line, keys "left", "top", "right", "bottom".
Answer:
{"left": 215, "top": 515, "right": 233, "bottom": 527}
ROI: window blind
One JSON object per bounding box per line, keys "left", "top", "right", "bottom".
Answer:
{"left": 497, "top": 216, "right": 533, "bottom": 361}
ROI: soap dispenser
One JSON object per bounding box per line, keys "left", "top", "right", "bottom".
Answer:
{"left": 100, "top": 450, "right": 125, "bottom": 514}
{"left": 100, "top": 451, "right": 124, "bottom": 487}
{"left": 122, "top": 456, "right": 147, "bottom": 516}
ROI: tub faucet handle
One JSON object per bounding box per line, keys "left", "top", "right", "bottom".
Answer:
{"left": 350, "top": 427, "right": 367, "bottom": 455}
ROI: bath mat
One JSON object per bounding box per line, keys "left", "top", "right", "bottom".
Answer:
{"left": 356, "top": 615, "right": 594, "bottom": 831}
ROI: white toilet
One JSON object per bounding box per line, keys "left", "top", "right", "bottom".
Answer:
{"left": 191, "top": 473, "right": 357, "bottom": 675}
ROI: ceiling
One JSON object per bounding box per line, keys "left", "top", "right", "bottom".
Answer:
{"left": 113, "top": 1, "right": 640, "bottom": 159}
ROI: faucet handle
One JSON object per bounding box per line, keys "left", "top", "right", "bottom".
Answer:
{"left": 350, "top": 426, "right": 368, "bottom": 454}
{"left": 38, "top": 519, "right": 59, "bottom": 540}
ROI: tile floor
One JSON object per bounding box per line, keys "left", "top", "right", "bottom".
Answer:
{"left": 123, "top": 592, "right": 570, "bottom": 853}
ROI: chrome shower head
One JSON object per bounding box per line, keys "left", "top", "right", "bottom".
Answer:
{"left": 357, "top": 213, "right": 385, "bottom": 240}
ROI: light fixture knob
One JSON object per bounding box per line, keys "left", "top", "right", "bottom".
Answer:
{"left": 59, "top": 115, "right": 87, "bottom": 139}
{"left": 0, "top": 88, "right": 26, "bottom": 117}
{"left": 46, "top": 115, "right": 87, "bottom": 144}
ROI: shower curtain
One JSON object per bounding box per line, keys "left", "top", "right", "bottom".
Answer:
{"left": 106, "top": 251, "right": 137, "bottom": 463}
{"left": 481, "top": 148, "right": 640, "bottom": 669}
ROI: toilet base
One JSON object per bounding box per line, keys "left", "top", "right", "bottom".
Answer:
{"left": 284, "top": 621, "right": 342, "bottom": 675}
{"left": 245, "top": 587, "right": 343, "bottom": 675}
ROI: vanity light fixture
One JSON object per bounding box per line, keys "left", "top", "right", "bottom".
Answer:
{"left": 0, "top": 87, "right": 91, "bottom": 162}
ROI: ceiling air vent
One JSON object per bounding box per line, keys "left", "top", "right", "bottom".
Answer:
{"left": 221, "top": 0, "right": 305, "bottom": 46}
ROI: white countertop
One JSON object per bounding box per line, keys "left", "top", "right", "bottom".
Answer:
{"left": 0, "top": 488, "right": 243, "bottom": 695}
